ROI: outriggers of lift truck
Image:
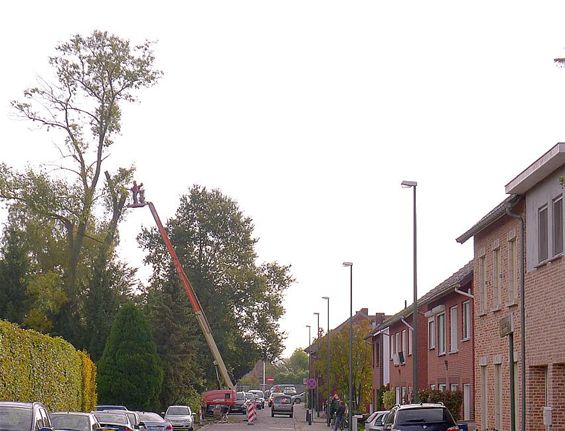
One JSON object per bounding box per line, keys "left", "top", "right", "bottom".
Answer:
{"left": 129, "top": 190, "right": 236, "bottom": 410}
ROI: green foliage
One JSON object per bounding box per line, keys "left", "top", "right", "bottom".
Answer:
{"left": 0, "top": 319, "right": 96, "bottom": 411}
{"left": 418, "top": 388, "right": 463, "bottom": 421}
{"left": 139, "top": 185, "right": 293, "bottom": 400}
{"left": 0, "top": 227, "right": 30, "bottom": 324}
{"left": 97, "top": 303, "right": 163, "bottom": 411}
{"left": 271, "top": 349, "right": 309, "bottom": 384}
{"left": 375, "top": 385, "right": 387, "bottom": 411}
{"left": 314, "top": 320, "right": 372, "bottom": 412}
{"left": 177, "top": 387, "right": 203, "bottom": 422}
{"left": 382, "top": 390, "right": 396, "bottom": 410}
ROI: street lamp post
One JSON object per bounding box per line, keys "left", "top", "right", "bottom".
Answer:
{"left": 307, "top": 324, "right": 312, "bottom": 425}
{"left": 314, "top": 312, "right": 320, "bottom": 417}
{"left": 322, "top": 296, "right": 330, "bottom": 427}
{"left": 401, "top": 180, "right": 419, "bottom": 403}
{"left": 342, "top": 262, "right": 353, "bottom": 431}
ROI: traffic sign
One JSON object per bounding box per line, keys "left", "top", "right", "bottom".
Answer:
{"left": 306, "top": 378, "right": 317, "bottom": 389}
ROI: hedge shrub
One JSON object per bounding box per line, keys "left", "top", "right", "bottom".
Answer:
{"left": 418, "top": 388, "right": 463, "bottom": 421}
{"left": 0, "top": 319, "right": 96, "bottom": 411}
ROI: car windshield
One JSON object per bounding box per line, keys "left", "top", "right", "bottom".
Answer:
{"left": 167, "top": 406, "right": 190, "bottom": 415}
{"left": 93, "top": 412, "right": 128, "bottom": 425}
{"left": 51, "top": 414, "right": 90, "bottom": 431}
{"left": 396, "top": 408, "right": 454, "bottom": 425}
{"left": 139, "top": 412, "right": 164, "bottom": 422}
{"left": 0, "top": 406, "right": 33, "bottom": 430}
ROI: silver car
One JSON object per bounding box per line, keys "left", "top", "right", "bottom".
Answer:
{"left": 364, "top": 410, "right": 389, "bottom": 431}
{"left": 138, "top": 411, "right": 173, "bottom": 431}
{"left": 51, "top": 412, "right": 103, "bottom": 431}
{"left": 164, "top": 405, "right": 193, "bottom": 431}
{"left": 271, "top": 394, "right": 293, "bottom": 418}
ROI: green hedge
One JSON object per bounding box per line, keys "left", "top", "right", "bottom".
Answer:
{"left": 0, "top": 320, "right": 96, "bottom": 411}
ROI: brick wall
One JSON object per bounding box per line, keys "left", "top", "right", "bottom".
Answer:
{"left": 473, "top": 206, "right": 524, "bottom": 431}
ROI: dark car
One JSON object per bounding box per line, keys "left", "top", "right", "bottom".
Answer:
{"left": 0, "top": 401, "right": 53, "bottom": 431}
{"left": 51, "top": 412, "right": 103, "bottom": 431}
{"left": 383, "top": 403, "right": 458, "bottom": 431}
{"left": 230, "top": 392, "right": 249, "bottom": 414}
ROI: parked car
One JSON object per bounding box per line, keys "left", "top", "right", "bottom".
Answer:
{"left": 0, "top": 401, "right": 53, "bottom": 431}
{"left": 282, "top": 386, "right": 297, "bottom": 395}
{"left": 382, "top": 403, "right": 458, "bottom": 431}
{"left": 92, "top": 411, "right": 134, "bottom": 431}
{"left": 164, "top": 405, "right": 194, "bottom": 431}
{"left": 364, "top": 410, "right": 389, "bottom": 431}
{"left": 248, "top": 390, "right": 265, "bottom": 409}
{"left": 271, "top": 394, "right": 293, "bottom": 418}
{"left": 124, "top": 410, "right": 142, "bottom": 430}
{"left": 96, "top": 405, "right": 128, "bottom": 411}
{"left": 138, "top": 412, "right": 173, "bottom": 431}
{"left": 230, "top": 392, "right": 249, "bottom": 414}
{"left": 51, "top": 412, "right": 103, "bottom": 431}
{"left": 291, "top": 392, "right": 304, "bottom": 404}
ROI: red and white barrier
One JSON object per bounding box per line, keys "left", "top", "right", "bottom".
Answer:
{"left": 247, "top": 400, "right": 257, "bottom": 425}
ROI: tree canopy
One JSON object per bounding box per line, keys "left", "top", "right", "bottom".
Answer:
{"left": 140, "top": 185, "right": 293, "bottom": 398}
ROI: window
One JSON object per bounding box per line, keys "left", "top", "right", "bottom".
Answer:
{"left": 479, "top": 256, "right": 486, "bottom": 314}
{"left": 438, "top": 383, "right": 447, "bottom": 392}
{"left": 428, "top": 318, "right": 436, "bottom": 349}
{"left": 495, "top": 364, "right": 502, "bottom": 431}
{"left": 480, "top": 365, "right": 488, "bottom": 430}
{"left": 396, "top": 332, "right": 401, "bottom": 356}
{"left": 430, "top": 384, "right": 437, "bottom": 390}
{"left": 553, "top": 197, "right": 563, "bottom": 256}
{"left": 450, "top": 384, "right": 459, "bottom": 392}
{"left": 450, "top": 306, "right": 458, "bottom": 353}
{"left": 462, "top": 301, "right": 471, "bottom": 340}
{"left": 375, "top": 341, "right": 380, "bottom": 367}
{"left": 390, "top": 335, "right": 394, "bottom": 360}
{"left": 539, "top": 205, "right": 548, "bottom": 262}
{"left": 492, "top": 247, "right": 501, "bottom": 309}
{"left": 508, "top": 237, "right": 517, "bottom": 305}
{"left": 463, "top": 384, "right": 472, "bottom": 421}
{"left": 401, "top": 329, "right": 407, "bottom": 360}
{"left": 408, "top": 327, "right": 413, "bottom": 355}
{"left": 437, "top": 313, "right": 446, "bottom": 355}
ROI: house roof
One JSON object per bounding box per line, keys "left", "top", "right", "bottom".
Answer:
{"left": 371, "top": 260, "right": 474, "bottom": 335}
{"left": 455, "top": 195, "right": 520, "bottom": 244}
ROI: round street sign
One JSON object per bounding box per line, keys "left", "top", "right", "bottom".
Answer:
{"left": 306, "top": 378, "right": 317, "bottom": 389}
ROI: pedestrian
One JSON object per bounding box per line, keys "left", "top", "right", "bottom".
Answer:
{"left": 334, "top": 400, "right": 346, "bottom": 431}
{"left": 330, "top": 394, "right": 339, "bottom": 423}
{"left": 130, "top": 180, "right": 144, "bottom": 204}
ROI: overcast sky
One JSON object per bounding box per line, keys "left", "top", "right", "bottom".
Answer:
{"left": 2, "top": 1, "right": 565, "bottom": 358}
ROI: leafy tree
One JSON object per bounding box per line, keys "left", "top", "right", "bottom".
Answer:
{"left": 0, "top": 30, "right": 161, "bottom": 346}
{"left": 272, "top": 348, "right": 309, "bottom": 384}
{"left": 97, "top": 302, "right": 163, "bottom": 411}
{"left": 314, "top": 320, "right": 372, "bottom": 413}
{"left": 0, "top": 227, "right": 30, "bottom": 323}
{"left": 139, "top": 185, "right": 293, "bottom": 398}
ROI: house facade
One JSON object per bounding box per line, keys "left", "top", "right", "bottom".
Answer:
{"left": 457, "top": 143, "right": 565, "bottom": 430}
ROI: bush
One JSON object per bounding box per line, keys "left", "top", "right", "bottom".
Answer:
{"left": 382, "top": 390, "right": 396, "bottom": 409}
{"left": 97, "top": 303, "right": 163, "bottom": 411}
{"left": 0, "top": 319, "right": 96, "bottom": 411}
{"left": 418, "top": 388, "right": 463, "bottom": 421}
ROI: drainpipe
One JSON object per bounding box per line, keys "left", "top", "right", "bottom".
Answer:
{"left": 506, "top": 199, "right": 526, "bottom": 431}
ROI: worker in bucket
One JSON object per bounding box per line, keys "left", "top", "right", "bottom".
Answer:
{"left": 130, "top": 181, "right": 144, "bottom": 205}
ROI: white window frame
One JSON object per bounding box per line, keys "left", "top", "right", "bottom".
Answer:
{"left": 495, "top": 364, "right": 502, "bottom": 431}
{"left": 449, "top": 306, "right": 458, "bottom": 353}
{"left": 437, "top": 313, "right": 446, "bottom": 355}
{"left": 553, "top": 196, "right": 563, "bottom": 256}
{"left": 395, "top": 332, "right": 400, "bottom": 356}
{"left": 480, "top": 365, "right": 488, "bottom": 430}
{"left": 462, "top": 301, "right": 471, "bottom": 340}
{"left": 479, "top": 256, "right": 486, "bottom": 315}
{"left": 492, "top": 247, "right": 501, "bottom": 310}
{"left": 508, "top": 237, "right": 517, "bottom": 305}
{"left": 408, "top": 327, "right": 413, "bottom": 355}
{"left": 450, "top": 383, "right": 459, "bottom": 392}
{"left": 539, "top": 205, "right": 549, "bottom": 263}
{"left": 390, "top": 335, "right": 394, "bottom": 360}
{"left": 428, "top": 318, "right": 436, "bottom": 350}
{"left": 438, "top": 383, "right": 447, "bottom": 392}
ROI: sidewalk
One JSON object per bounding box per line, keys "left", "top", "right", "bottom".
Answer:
{"left": 294, "top": 405, "right": 332, "bottom": 431}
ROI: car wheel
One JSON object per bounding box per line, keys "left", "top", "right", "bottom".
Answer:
{"left": 290, "top": 412, "right": 293, "bottom": 418}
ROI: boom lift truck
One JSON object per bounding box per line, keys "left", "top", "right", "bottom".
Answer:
{"left": 129, "top": 193, "right": 236, "bottom": 413}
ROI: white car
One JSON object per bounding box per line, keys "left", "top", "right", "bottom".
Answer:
{"left": 164, "top": 405, "right": 194, "bottom": 431}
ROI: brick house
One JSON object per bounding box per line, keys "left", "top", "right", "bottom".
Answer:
{"left": 370, "top": 261, "right": 474, "bottom": 418}
{"left": 420, "top": 261, "right": 474, "bottom": 421}
{"left": 457, "top": 143, "right": 565, "bottom": 430}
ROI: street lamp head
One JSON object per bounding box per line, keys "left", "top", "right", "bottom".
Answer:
{"left": 322, "top": 296, "right": 329, "bottom": 300}
{"left": 306, "top": 324, "right": 311, "bottom": 328}
{"left": 313, "top": 312, "right": 320, "bottom": 316}
{"left": 342, "top": 261, "right": 353, "bottom": 267}
{"left": 401, "top": 180, "right": 417, "bottom": 188}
